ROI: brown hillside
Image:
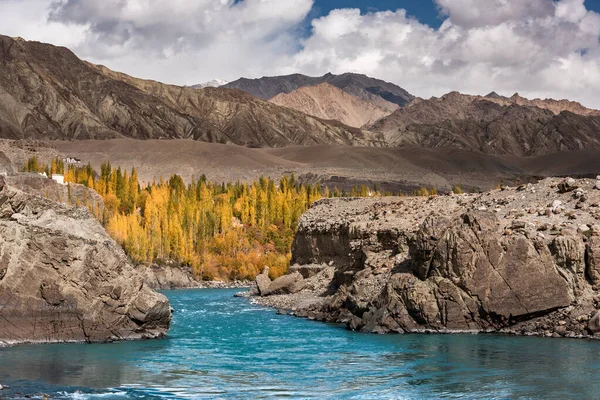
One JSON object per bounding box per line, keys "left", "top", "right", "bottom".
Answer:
{"left": 269, "top": 83, "right": 397, "bottom": 128}
{"left": 369, "top": 92, "right": 600, "bottom": 156}
{"left": 0, "top": 35, "right": 377, "bottom": 147}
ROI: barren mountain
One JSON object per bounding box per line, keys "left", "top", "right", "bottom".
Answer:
{"left": 270, "top": 83, "right": 397, "bottom": 128}
{"left": 2, "top": 35, "right": 600, "bottom": 157}
{"left": 0, "top": 35, "right": 375, "bottom": 147}
{"left": 224, "top": 72, "right": 414, "bottom": 107}
{"left": 369, "top": 92, "right": 600, "bottom": 156}
{"left": 485, "top": 92, "right": 600, "bottom": 116}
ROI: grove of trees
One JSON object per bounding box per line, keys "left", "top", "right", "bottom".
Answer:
{"left": 23, "top": 156, "right": 448, "bottom": 280}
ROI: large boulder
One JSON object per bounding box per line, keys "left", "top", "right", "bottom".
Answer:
{"left": 262, "top": 272, "right": 305, "bottom": 296}
{"left": 558, "top": 177, "right": 578, "bottom": 193}
{"left": 289, "top": 264, "right": 328, "bottom": 279}
{"left": 586, "top": 237, "right": 600, "bottom": 287}
{"left": 589, "top": 311, "right": 600, "bottom": 334}
{"left": 255, "top": 267, "right": 272, "bottom": 295}
{"left": 404, "top": 212, "right": 574, "bottom": 324}
{"left": 0, "top": 176, "right": 171, "bottom": 344}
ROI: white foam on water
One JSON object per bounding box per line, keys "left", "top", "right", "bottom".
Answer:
{"left": 57, "top": 390, "right": 128, "bottom": 399}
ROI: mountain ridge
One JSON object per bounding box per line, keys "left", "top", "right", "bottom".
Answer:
{"left": 1, "top": 34, "right": 600, "bottom": 157}
{"left": 224, "top": 72, "right": 414, "bottom": 107}
{"left": 368, "top": 91, "right": 600, "bottom": 156}
{"left": 0, "top": 34, "right": 377, "bottom": 147}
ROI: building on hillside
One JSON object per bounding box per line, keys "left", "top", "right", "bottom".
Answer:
{"left": 63, "top": 157, "right": 81, "bottom": 164}
{"left": 52, "top": 174, "right": 65, "bottom": 185}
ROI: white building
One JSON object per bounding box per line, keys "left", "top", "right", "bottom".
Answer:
{"left": 52, "top": 174, "right": 65, "bottom": 185}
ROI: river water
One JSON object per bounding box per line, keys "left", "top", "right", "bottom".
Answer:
{"left": 1, "top": 289, "right": 599, "bottom": 399}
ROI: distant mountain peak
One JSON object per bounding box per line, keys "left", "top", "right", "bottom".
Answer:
{"left": 224, "top": 72, "right": 414, "bottom": 107}
{"left": 190, "top": 79, "right": 228, "bottom": 89}
{"left": 485, "top": 91, "right": 502, "bottom": 99}
{"left": 269, "top": 82, "right": 398, "bottom": 128}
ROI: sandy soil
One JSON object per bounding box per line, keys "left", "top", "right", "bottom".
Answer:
{"left": 38, "top": 139, "right": 600, "bottom": 192}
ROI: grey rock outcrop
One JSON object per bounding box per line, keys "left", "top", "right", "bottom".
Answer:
{"left": 0, "top": 176, "right": 171, "bottom": 344}
{"left": 253, "top": 178, "right": 600, "bottom": 338}
{"left": 254, "top": 267, "right": 305, "bottom": 296}
{"left": 255, "top": 267, "right": 272, "bottom": 295}
{"left": 139, "top": 264, "right": 201, "bottom": 290}
{"left": 262, "top": 272, "right": 305, "bottom": 296}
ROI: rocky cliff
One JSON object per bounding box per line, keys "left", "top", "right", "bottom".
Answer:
{"left": 0, "top": 175, "right": 171, "bottom": 344}
{"left": 5, "top": 173, "right": 104, "bottom": 214}
{"left": 253, "top": 177, "right": 600, "bottom": 338}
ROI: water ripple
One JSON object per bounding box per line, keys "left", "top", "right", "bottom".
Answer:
{"left": 1, "top": 288, "right": 600, "bottom": 399}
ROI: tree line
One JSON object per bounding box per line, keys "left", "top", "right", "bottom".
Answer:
{"left": 23, "top": 156, "right": 454, "bottom": 280}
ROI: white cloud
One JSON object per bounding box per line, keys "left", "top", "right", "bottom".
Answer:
{"left": 292, "top": 0, "right": 600, "bottom": 107}
{"left": 1, "top": 0, "right": 600, "bottom": 107}
{"left": 0, "top": 0, "right": 314, "bottom": 84}
{"left": 0, "top": 0, "right": 87, "bottom": 48}
{"left": 435, "top": 0, "right": 554, "bottom": 28}
{"left": 555, "top": 0, "right": 588, "bottom": 22}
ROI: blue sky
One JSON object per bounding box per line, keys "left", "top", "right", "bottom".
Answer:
{"left": 312, "top": 0, "right": 600, "bottom": 27}
{"left": 312, "top": 0, "right": 443, "bottom": 27}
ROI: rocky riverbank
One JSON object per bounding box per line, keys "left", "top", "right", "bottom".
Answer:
{"left": 251, "top": 177, "right": 600, "bottom": 339}
{"left": 139, "top": 264, "right": 251, "bottom": 290}
{"left": 0, "top": 175, "right": 171, "bottom": 345}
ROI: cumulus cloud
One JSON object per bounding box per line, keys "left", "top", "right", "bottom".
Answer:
{"left": 435, "top": 0, "right": 554, "bottom": 28}
{"left": 1, "top": 0, "right": 600, "bottom": 107}
{"left": 1, "top": 0, "right": 314, "bottom": 84}
{"left": 292, "top": 0, "right": 600, "bottom": 107}
{"left": 48, "top": 0, "right": 313, "bottom": 56}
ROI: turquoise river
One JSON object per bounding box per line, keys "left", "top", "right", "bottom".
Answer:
{"left": 1, "top": 289, "right": 600, "bottom": 399}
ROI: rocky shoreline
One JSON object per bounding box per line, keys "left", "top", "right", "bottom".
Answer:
{"left": 0, "top": 176, "right": 171, "bottom": 345}
{"left": 250, "top": 177, "right": 600, "bottom": 339}
{"left": 139, "top": 264, "right": 251, "bottom": 290}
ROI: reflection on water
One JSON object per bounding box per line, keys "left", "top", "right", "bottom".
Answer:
{"left": 1, "top": 288, "right": 600, "bottom": 399}
{"left": 0, "top": 339, "right": 169, "bottom": 389}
